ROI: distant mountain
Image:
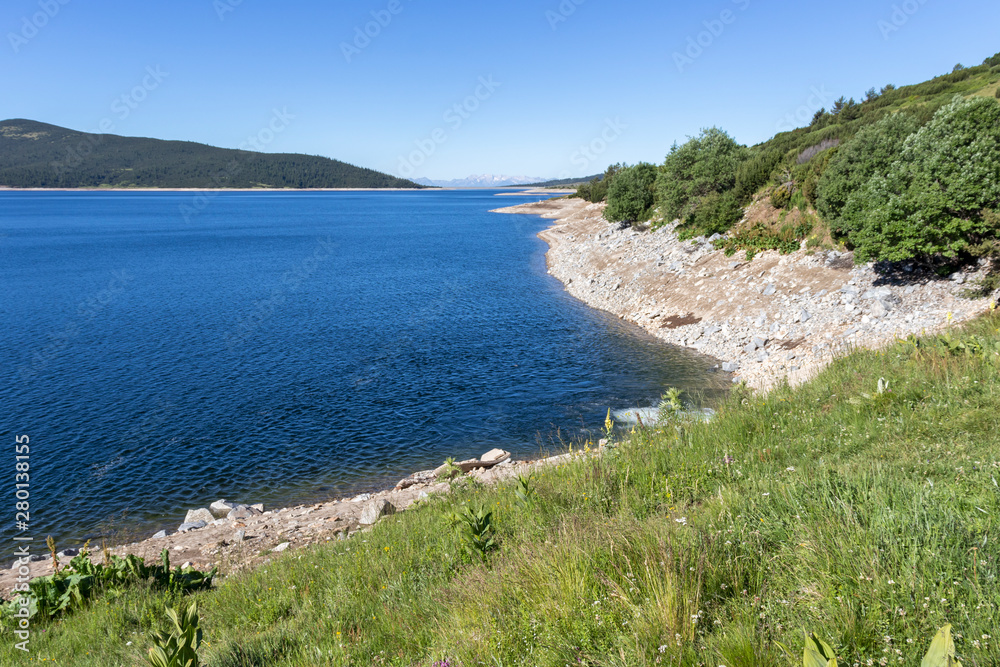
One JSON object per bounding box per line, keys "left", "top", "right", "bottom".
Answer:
{"left": 412, "top": 174, "right": 546, "bottom": 188}
{"left": 0, "top": 119, "right": 423, "bottom": 189}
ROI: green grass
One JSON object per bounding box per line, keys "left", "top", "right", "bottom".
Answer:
{"left": 5, "top": 312, "right": 1000, "bottom": 666}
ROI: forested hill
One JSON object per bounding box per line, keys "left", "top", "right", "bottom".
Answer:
{"left": 0, "top": 119, "right": 423, "bottom": 189}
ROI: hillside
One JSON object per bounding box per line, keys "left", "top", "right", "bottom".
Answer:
{"left": 585, "top": 51, "right": 1000, "bottom": 277}
{"left": 520, "top": 173, "right": 602, "bottom": 187}
{"left": 0, "top": 119, "right": 423, "bottom": 189}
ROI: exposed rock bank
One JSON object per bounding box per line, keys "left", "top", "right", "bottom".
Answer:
{"left": 1, "top": 449, "right": 591, "bottom": 597}
{"left": 493, "top": 197, "right": 997, "bottom": 391}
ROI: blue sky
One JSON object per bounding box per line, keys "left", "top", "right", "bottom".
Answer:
{"left": 3, "top": 0, "right": 999, "bottom": 180}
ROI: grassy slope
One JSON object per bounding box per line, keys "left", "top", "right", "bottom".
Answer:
{"left": 5, "top": 312, "right": 999, "bottom": 666}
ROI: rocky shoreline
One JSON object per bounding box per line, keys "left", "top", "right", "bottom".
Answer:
{"left": 0, "top": 448, "right": 592, "bottom": 597}
{"left": 493, "top": 197, "right": 998, "bottom": 391}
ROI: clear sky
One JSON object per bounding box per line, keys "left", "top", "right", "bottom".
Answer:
{"left": 3, "top": 0, "right": 999, "bottom": 181}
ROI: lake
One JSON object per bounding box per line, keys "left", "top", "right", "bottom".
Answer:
{"left": 0, "top": 190, "right": 727, "bottom": 544}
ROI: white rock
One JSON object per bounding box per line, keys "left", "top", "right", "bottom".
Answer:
{"left": 185, "top": 508, "right": 215, "bottom": 525}
{"left": 359, "top": 499, "right": 396, "bottom": 525}
{"left": 481, "top": 448, "right": 507, "bottom": 463}
{"left": 274, "top": 542, "right": 291, "bottom": 552}
{"left": 210, "top": 500, "right": 236, "bottom": 518}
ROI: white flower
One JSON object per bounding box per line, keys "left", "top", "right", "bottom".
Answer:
{"left": 675, "top": 517, "right": 687, "bottom": 525}
{"left": 786, "top": 466, "right": 795, "bottom": 472}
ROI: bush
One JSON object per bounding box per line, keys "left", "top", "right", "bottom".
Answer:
{"left": 842, "top": 96, "right": 1000, "bottom": 262}
{"left": 985, "top": 50, "right": 1000, "bottom": 68}
{"left": 713, "top": 218, "right": 813, "bottom": 260}
{"left": 604, "top": 162, "right": 657, "bottom": 224}
{"left": 676, "top": 190, "right": 743, "bottom": 239}
{"left": 815, "top": 111, "right": 919, "bottom": 232}
{"left": 995, "top": 87, "right": 1000, "bottom": 99}
{"left": 734, "top": 149, "right": 782, "bottom": 203}
{"left": 574, "top": 164, "right": 623, "bottom": 203}
{"left": 770, "top": 184, "right": 792, "bottom": 209}
{"left": 654, "top": 127, "right": 749, "bottom": 221}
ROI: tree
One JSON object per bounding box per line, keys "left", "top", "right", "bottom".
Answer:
{"left": 575, "top": 163, "right": 623, "bottom": 203}
{"left": 831, "top": 96, "right": 848, "bottom": 115}
{"left": 734, "top": 149, "right": 782, "bottom": 203}
{"left": 880, "top": 83, "right": 896, "bottom": 95}
{"left": 842, "top": 96, "right": 1000, "bottom": 262}
{"left": 604, "top": 163, "right": 657, "bottom": 225}
{"left": 811, "top": 108, "right": 828, "bottom": 125}
{"left": 815, "top": 111, "right": 919, "bottom": 232}
{"left": 654, "top": 127, "right": 749, "bottom": 222}
{"left": 864, "top": 87, "right": 879, "bottom": 102}
{"left": 952, "top": 63, "right": 965, "bottom": 72}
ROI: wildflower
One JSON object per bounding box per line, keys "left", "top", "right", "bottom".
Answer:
{"left": 786, "top": 466, "right": 795, "bottom": 472}
{"left": 675, "top": 517, "right": 687, "bottom": 525}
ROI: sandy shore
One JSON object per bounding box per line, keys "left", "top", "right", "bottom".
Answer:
{"left": 493, "top": 197, "right": 997, "bottom": 391}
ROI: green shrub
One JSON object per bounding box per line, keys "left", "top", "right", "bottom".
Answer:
{"left": 770, "top": 184, "right": 792, "bottom": 209}
{"left": 995, "top": 87, "right": 1000, "bottom": 99}
{"left": 574, "top": 164, "right": 623, "bottom": 203}
{"left": 654, "top": 127, "right": 749, "bottom": 221}
{"left": 843, "top": 96, "right": 1000, "bottom": 262}
{"left": 815, "top": 111, "right": 919, "bottom": 232}
{"left": 734, "top": 149, "right": 783, "bottom": 203}
{"left": 985, "top": 50, "right": 1000, "bottom": 68}
{"left": 714, "top": 218, "right": 812, "bottom": 260}
{"left": 1, "top": 547, "right": 215, "bottom": 622}
{"left": 801, "top": 174, "right": 819, "bottom": 206}
{"left": 676, "top": 189, "right": 743, "bottom": 239}
{"left": 604, "top": 162, "right": 657, "bottom": 224}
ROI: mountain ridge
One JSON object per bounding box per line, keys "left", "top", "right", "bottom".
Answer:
{"left": 0, "top": 119, "right": 424, "bottom": 189}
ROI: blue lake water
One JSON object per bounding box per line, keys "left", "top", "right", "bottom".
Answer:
{"left": 0, "top": 190, "right": 727, "bottom": 544}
